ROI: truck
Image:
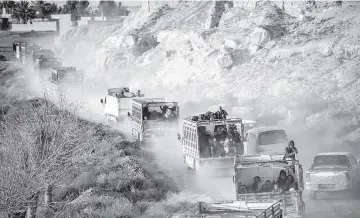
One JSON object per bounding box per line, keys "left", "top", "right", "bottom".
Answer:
{"left": 100, "top": 87, "right": 145, "bottom": 126}
{"left": 35, "top": 57, "right": 62, "bottom": 77}
{"left": 180, "top": 116, "right": 244, "bottom": 174}
{"left": 13, "top": 42, "right": 41, "bottom": 64}
{"left": 48, "top": 67, "right": 84, "bottom": 103}
{"left": 32, "top": 49, "right": 54, "bottom": 63}
{"left": 233, "top": 154, "right": 305, "bottom": 217}
{"left": 49, "top": 67, "right": 83, "bottom": 84}
{"left": 305, "top": 152, "right": 360, "bottom": 200}
{"left": 168, "top": 200, "right": 283, "bottom": 218}
{"left": 243, "top": 127, "right": 289, "bottom": 157}
{"left": 131, "top": 99, "right": 179, "bottom": 144}
{"left": 0, "top": 45, "right": 15, "bottom": 61}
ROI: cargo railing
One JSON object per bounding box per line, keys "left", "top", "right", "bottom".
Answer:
{"left": 237, "top": 191, "right": 304, "bottom": 217}
{"left": 167, "top": 200, "right": 283, "bottom": 218}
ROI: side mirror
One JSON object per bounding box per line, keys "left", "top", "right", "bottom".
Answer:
{"left": 233, "top": 175, "right": 235, "bottom": 184}
{"left": 127, "top": 112, "right": 131, "bottom": 117}
{"left": 100, "top": 99, "right": 103, "bottom": 104}
{"left": 177, "top": 134, "right": 181, "bottom": 141}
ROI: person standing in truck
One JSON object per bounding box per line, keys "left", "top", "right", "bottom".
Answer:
{"left": 284, "top": 140, "right": 298, "bottom": 160}
{"left": 215, "top": 106, "right": 228, "bottom": 119}
{"left": 232, "top": 128, "right": 243, "bottom": 154}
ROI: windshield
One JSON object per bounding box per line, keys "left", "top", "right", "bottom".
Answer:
{"left": 312, "top": 155, "right": 351, "bottom": 168}
{"left": 258, "top": 130, "right": 287, "bottom": 145}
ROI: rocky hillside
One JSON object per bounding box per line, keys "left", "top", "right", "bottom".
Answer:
{"left": 56, "top": 1, "right": 360, "bottom": 164}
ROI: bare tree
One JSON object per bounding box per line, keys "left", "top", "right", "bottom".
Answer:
{"left": 0, "top": 96, "right": 94, "bottom": 217}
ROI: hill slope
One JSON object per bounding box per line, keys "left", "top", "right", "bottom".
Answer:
{"left": 56, "top": 1, "right": 360, "bottom": 165}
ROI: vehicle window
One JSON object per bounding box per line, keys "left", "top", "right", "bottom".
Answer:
{"left": 312, "top": 155, "right": 351, "bottom": 168}
{"left": 258, "top": 130, "right": 288, "bottom": 145}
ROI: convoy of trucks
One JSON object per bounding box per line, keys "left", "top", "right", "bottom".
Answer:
{"left": 6, "top": 42, "right": 358, "bottom": 218}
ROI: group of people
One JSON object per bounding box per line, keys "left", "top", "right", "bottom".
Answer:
{"left": 142, "top": 105, "right": 178, "bottom": 121}
{"left": 199, "top": 124, "right": 243, "bottom": 158}
{"left": 191, "top": 106, "right": 229, "bottom": 121}
{"left": 238, "top": 170, "right": 298, "bottom": 195}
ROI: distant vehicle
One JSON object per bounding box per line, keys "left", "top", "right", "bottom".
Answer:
{"left": 13, "top": 42, "right": 41, "bottom": 64}
{"left": 243, "top": 127, "right": 289, "bottom": 156}
{"left": 49, "top": 67, "right": 83, "bottom": 84}
{"left": 131, "top": 98, "right": 179, "bottom": 144}
{"left": 305, "top": 152, "right": 360, "bottom": 200}
{"left": 32, "top": 49, "right": 54, "bottom": 63}
{"left": 0, "top": 45, "right": 15, "bottom": 61}
{"left": 233, "top": 154, "right": 305, "bottom": 217}
{"left": 167, "top": 200, "right": 283, "bottom": 218}
{"left": 35, "top": 58, "right": 62, "bottom": 75}
{"left": 100, "top": 87, "right": 145, "bottom": 125}
{"left": 179, "top": 116, "right": 244, "bottom": 175}
{"left": 49, "top": 67, "right": 83, "bottom": 104}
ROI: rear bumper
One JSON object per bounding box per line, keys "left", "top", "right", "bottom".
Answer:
{"left": 305, "top": 182, "right": 352, "bottom": 192}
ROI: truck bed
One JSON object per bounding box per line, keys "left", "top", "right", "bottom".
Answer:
{"left": 237, "top": 191, "right": 304, "bottom": 217}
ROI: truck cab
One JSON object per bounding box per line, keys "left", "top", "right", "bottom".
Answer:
{"left": 305, "top": 152, "right": 360, "bottom": 200}
{"left": 100, "top": 88, "right": 146, "bottom": 126}
{"left": 131, "top": 99, "right": 178, "bottom": 144}
{"left": 168, "top": 200, "right": 283, "bottom": 218}
{"left": 233, "top": 154, "right": 305, "bottom": 217}
{"left": 180, "top": 116, "right": 244, "bottom": 174}
{"left": 243, "top": 127, "right": 289, "bottom": 156}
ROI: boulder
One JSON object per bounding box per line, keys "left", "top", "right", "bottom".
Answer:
{"left": 217, "top": 52, "right": 233, "bottom": 68}
{"left": 250, "top": 27, "right": 272, "bottom": 47}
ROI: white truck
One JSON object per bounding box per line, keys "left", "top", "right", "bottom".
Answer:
{"left": 168, "top": 200, "right": 283, "bottom": 218}
{"left": 243, "top": 127, "right": 289, "bottom": 157}
{"left": 131, "top": 98, "right": 179, "bottom": 144}
{"left": 100, "top": 87, "right": 145, "bottom": 126}
{"left": 180, "top": 116, "right": 244, "bottom": 174}
{"left": 305, "top": 152, "right": 360, "bottom": 200}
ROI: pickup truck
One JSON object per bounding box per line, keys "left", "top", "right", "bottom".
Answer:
{"left": 305, "top": 152, "right": 360, "bottom": 199}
